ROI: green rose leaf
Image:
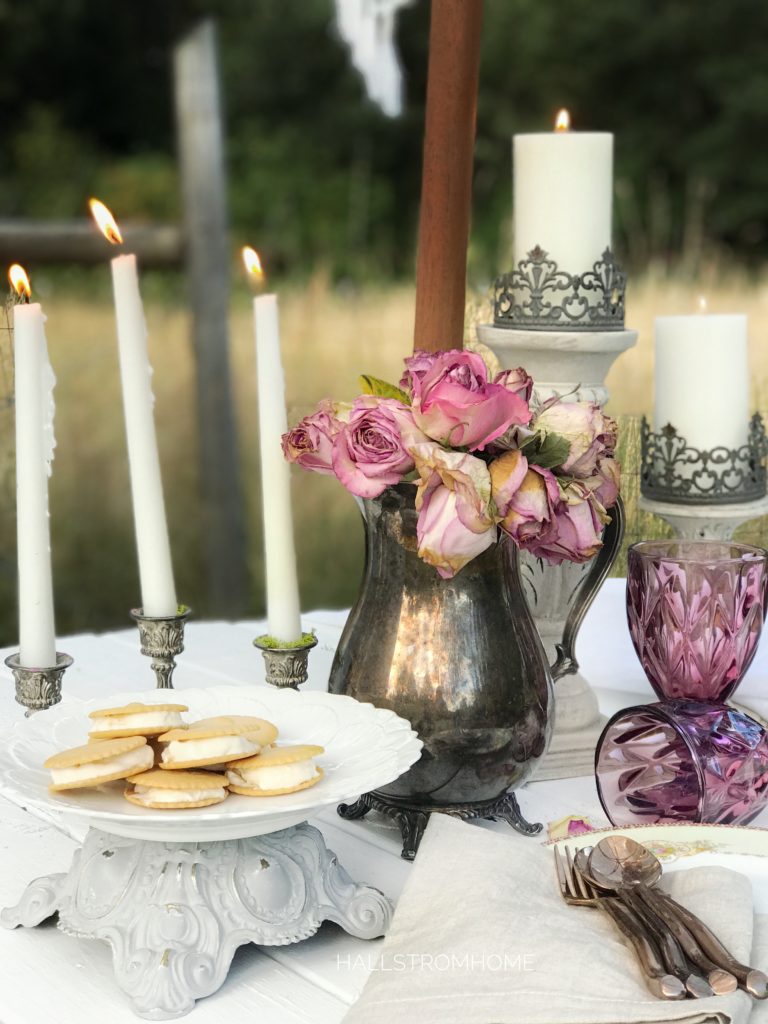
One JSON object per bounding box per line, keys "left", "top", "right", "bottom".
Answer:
{"left": 528, "top": 430, "right": 571, "bottom": 470}
{"left": 359, "top": 374, "right": 411, "bottom": 405}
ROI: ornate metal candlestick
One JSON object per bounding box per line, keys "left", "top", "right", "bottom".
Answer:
{"left": 130, "top": 605, "right": 191, "bottom": 689}
{"left": 478, "top": 245, "right": 637, "bottom": 781}
{"left": 639, "top": 416, "right": 768, "bottom": 540}
{"left": 4, "top": 652, "right": 73, "bottom": 715}
{"left": 253, "top": 633, "right": 318, "bottom": 689}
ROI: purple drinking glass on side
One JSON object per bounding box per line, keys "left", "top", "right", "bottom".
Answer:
{"left": 595, "top": 700, "right": 768, "bottom": 827}
{"left": 627, "top": 540, "right": 768, "bottom": 701}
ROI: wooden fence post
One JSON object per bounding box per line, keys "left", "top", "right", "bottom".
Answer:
{"left": 413, "top": 0, "right": 484, "bottom": 353}
{"left": 173, "top": 18, "right": 249, "bottom": 616}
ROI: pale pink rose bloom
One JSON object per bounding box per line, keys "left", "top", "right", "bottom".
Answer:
{"left": 533, "top": 401, "right": 618, "bottom": 477}
{"left": 488, "top": 448, "right": 529, "bottom": 519}
{"left": 332, "top": 397, "right": 427, "bottom": 499}
{"left": 411, "top": 443, "right": 497, "bottom": 578}
{"left": 492, "top": 453, "right": 560, "bottom": 549}
{"left": 416, "top": 485, "right": 497, "bottom": 579}
{"left": 281, "top": 399, "right": 343, "bottom": 474}
{"left": 411, "top": 350, "right": 532, "bottom": 451}
{"left": 494, "top": 366, "right": 533, "bottom": 403}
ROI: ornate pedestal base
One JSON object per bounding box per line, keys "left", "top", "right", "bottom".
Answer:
{"left": 338, "top": 791, "right": 541, "bottom": 861}
{"left": 639, "top": 495, "right": 768, "bottom": 541}
{"left": 0, "top": 823, "right": 392, "bottom": 1020}
{"left": 477, "top": 323, "right": 636, "bottom": 782}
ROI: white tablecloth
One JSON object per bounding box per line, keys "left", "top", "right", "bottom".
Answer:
{"left": 0, "top": 578, "right": 765, "bottom": 1023}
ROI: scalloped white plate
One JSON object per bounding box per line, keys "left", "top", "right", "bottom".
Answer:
{"left": 0, "top": 686, "right": 422, "bottom": 841}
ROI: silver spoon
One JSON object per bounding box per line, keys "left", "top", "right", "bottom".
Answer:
{"left": 589, "top": 836, "right": 766, "bottom": 999}
{"left": 574, "top": 849, "right": 715, "bottom": 998}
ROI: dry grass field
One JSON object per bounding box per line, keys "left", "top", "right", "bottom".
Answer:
{"left": 2, "top": 268, "right": 768, "bottom": 642}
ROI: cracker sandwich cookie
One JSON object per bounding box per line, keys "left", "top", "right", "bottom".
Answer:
{"left": 124, "top": 769, "right": 229, "bottom": 809}
{"left": 226, "top": 744, "right": 324, "bottom": 796}
{"left": 89, "top": 702, "right": 189, "bottom": 739}
{"left": 45, "top": 736, "right": 154, "bottom": 792}
{"left": 158, "top": 715, "right": 278, "bottom": 770}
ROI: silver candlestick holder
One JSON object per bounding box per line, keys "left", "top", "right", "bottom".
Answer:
{"left": 253, "top": 634, "right": 318, "bottom": 689}
{"left": 130, "top": 606, "right": 191, "bottom": 689}
{"left": 639, "top": 415, "right": 768, "bottom": 540}
{"left": 477, "top": 241, "right": 638, "bottom": 781}
{"left": 4, "top": 652, "right": 73, "bottom": 716}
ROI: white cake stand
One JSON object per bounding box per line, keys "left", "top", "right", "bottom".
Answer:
{"left": 0, "top": 687, "right": 423, "bottom": 1019}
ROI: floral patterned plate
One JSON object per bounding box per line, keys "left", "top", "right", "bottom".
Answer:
{"left": 549, "top": 822, "right": 768, "bottom": 912}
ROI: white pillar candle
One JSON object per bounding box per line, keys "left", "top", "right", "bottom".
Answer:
{"left": 110, "top": 253, "right": 177, "bottom": 616}
{"left": 13, "top": 300, "right": 57, "bottom": 667}
{"left": 513, "top": 113, "right": 613, "bottom": 271}
{"left": 253, "top": 293, "right": 302, "bottom": 641}
{"left": 654, "top": 313, "right": 749, "bottom": 451}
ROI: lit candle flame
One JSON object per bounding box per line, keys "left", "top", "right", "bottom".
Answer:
{"left": 555, "top": 108, "right": 571, "bottom": 133}
{"left": 88, "top": 198, "right": 123, "bottom": 245}
{"left": 698, "top": 295, "right": 708, "bottom": 314}
{"left": 242, "top": 246, "right": 265, "bottom": 284}
{"left": 8, "top": 263, "right": 31, "bottom": 301}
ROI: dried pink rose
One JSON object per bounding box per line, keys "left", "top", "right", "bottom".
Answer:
{"left": 584, "top": 456, "right": 621, "bottom": 510}
{"left": 491, "top": 452, "right": 560, "bottom": 548}
{"left": 399, "top": 350, "right": 439, "bottom": 393}
{"left": 411, "top": 350, "right": 532, "bottom": 451}
{"left": 411, "top": 443, "right": 497, "bottom": 578}
{"left": 524, "top": 480, "right": 608, "bottom": 566}
{"left": 281, "top": 399, "right": 344, "bottom": 474}
{"left": 533, "top": 401, "right": 618, "bottom": 477}
{"left": 331, "top": 397, "right": 427, "bottom": 499}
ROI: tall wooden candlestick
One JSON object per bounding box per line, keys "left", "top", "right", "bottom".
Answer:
{"left": 413, "top": 0, "right": 483, "bottom": 354}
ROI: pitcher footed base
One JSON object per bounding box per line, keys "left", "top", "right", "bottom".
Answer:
{"left": 338, "top": 791, "right": 542, "bottom": 860}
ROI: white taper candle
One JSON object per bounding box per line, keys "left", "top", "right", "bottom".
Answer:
{"left": 253, "top": 293, "right": 302, "bottom": 641}
{"left": 110, "top": 253, "right": 177, "bottom": 616}
{"left": 13, "top": 300, "right": 57, "bottom": 667}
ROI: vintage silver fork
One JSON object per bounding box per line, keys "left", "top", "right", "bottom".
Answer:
{"left": 554, "top": 845, "right": 686, "bottom": 1000}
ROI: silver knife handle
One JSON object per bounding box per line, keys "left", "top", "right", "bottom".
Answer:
{"left": 655, "top": 890, "right": 768, "bottom": 999}
{"left": 599, "top": 897, "right": 686, "bottom": 1000}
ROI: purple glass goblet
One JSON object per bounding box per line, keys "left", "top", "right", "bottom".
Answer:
{"left": 595, "top": 700, "right": 768, "bottom": 827}
{"left": 627, "top": 540, "right": 768, "bottom": 701}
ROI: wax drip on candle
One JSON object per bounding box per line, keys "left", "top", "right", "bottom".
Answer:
{"left": 554, "top": 108, "right": 571, "bottom": 132}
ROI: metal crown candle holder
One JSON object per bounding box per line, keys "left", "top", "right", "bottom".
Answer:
{"left": 253, "top": 635, "right": 318, "bottom": 689}
{"left": 4, "top": 652, "right": 73, "bottom": 715}
{"left": 130, "top": 605, "right": 191, "bottom": 689}
{"left": 493, "top": 246, "right": 626, "bottom": 332}
{"left": 640, "top": 414, "right": 768, "bottom": 505}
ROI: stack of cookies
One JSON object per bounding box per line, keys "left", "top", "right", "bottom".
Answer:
{"left": 43, "top": 701, "right": 325, "bottom": 810}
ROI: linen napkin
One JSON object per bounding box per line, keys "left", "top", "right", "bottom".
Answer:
{"left": 343, "top": 814, "right": 764, "bottom": 1024}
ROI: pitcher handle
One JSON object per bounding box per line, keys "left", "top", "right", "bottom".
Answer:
{"left": 551, "top": 495, "right": 626, "bottom": 681}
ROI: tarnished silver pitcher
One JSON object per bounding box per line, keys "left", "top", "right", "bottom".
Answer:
{"left": 328, "top": 482, "right": 553, "bottom": 858}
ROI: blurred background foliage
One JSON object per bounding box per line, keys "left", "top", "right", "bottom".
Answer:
{"left": 0, "top": 0, "right": 767, "bottom": 643}
{"left": 2, "top": 0, "right": 768, "bottom": 282}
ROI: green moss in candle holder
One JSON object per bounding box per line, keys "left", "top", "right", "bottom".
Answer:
{"left": 254, "top": 631, "right": 317, "bottom": 650}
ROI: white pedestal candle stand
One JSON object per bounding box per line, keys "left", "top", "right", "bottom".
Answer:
{"left": 477, "top": 324, "right": 637, "bottom": 780}
{"left": 639, "top": 494, "right": 768, "bottom": 541}
{"left": 1, "top": 822, "right": 392, "bottom": 1020}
